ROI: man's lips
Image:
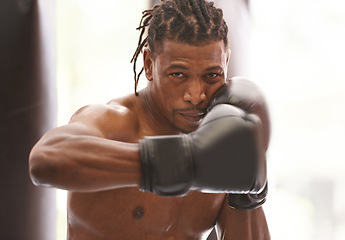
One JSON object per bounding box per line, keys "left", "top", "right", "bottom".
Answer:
{"left": 179, "top": 111, "right": 206, "bottom": 122}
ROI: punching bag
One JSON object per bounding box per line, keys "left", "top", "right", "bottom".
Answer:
{"left": 0, "top": 0, "right": 57, "bottom": 239}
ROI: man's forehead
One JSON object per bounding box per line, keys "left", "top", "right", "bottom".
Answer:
{"left": 156, "top": 39, "right": 228, "bottom": 56}
{"left": 153, "top": 40, "right": 229, "bottom": 71}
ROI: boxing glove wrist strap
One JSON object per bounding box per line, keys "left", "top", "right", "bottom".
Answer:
{"left": 139, "top": 135, "right": 193, "bottom": 196}
{"left": 227, "top": 182, "right": 268, "bottom": 210}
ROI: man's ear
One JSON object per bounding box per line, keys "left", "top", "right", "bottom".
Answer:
{"left": 226, "top": 49, "right": 231, "bottom": 66}
{"left": 143, "top": 48, "right": 153, "bottom": 81}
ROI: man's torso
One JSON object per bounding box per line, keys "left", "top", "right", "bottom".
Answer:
{"left": 68, "top": 188, "right": 225, "bottom": 239}
{"left": 66, "top": 93, "right": 226, "bottom": 239}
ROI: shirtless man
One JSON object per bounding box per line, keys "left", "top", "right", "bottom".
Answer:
{"left": 29, "top": 0, "right": 270, "bottom": 239}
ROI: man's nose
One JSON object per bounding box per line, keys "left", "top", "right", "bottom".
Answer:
{"left": 183, "top": 79, "right": 207, "bottom": 105}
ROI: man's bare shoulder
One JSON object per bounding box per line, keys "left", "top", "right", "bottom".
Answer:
{"left": 70, "top": 94, "right": 141, "bottom": 142}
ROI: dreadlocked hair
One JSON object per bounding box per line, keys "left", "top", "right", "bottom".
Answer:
{"left": 130, "top": 0, "right": 228, "bottom": 95}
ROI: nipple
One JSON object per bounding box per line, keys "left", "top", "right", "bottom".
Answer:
{"left": 132, "top": 206, "right": 145, "bottom": 219}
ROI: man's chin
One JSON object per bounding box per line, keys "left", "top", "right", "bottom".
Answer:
{"left": 174, "top": 122, "right": 200, "bottom": 134}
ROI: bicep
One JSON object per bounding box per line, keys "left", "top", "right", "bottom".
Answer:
{"left": 34, "top": 104, "right": 114, "bottom": 149}
{"left": 67, "top": 104, "right": 109, "bottom": 137}
{"left": 68, "top": 103, "right": 138, "bottom": 142}
{"left": 36, "top": 102, "right": 137, "bottom": 151}
{"left": 215, "top": 197, "right": 270, "bottom": 240}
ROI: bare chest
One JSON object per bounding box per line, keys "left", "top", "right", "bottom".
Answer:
{"left": 67, "top": 187, "right": 225, "bottom": 239}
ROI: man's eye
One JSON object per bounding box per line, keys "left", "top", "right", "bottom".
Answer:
{"left": 171, "top": 72, "right": 184, "bottom": 78}
{"left": 206, "top": 73, "right": 219, "bottom": 78}
{"left": 204, "top": 73, "right": 222, "bottom": 84}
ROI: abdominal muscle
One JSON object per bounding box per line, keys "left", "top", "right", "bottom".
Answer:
{"left": 67, "top": 187, "right": 225, "bottom": 240}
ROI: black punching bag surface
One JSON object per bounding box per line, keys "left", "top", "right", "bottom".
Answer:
{"left": 0, "top": 0, "right": 57, "bottom": 239}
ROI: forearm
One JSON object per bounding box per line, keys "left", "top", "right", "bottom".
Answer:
{"left": 216, "top": 205, "right": 270, "bottom": 240}
{"left": 29, "top": 132, "right": 140, "bottom": 192}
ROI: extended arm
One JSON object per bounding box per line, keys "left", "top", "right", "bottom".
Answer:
{"left": 29, "top": 104, "right": 141, "bottom": 192}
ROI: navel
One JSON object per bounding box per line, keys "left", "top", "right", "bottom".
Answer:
{"left": 132, "top": 206, "right": 145, "bottom": 219}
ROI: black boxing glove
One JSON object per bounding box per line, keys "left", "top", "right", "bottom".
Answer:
{"left": 209, "top": 77, "right": 270, "bottom": 150}
{"left": 209, "top": 77, "right": 270, "bottom": 209}
{"left": 139, "top": 104, "right": 266, "bottom": 197}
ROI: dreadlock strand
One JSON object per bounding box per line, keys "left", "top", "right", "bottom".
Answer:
{"left": 176, "top": 0, "right": 189, "bottom": 15}
{"left": 131, "top": 28, "right": 145, "bottom": 63}
{"left": 131, "top": 7, "right": 154, "bottom": 95}
{"left": 135, "top": 67, "right": 145, "bottom": 95}
{"left": 198, "top": 0, "right": 211, "bottom": 22}
{"left": 189, "top": 0, "right": 208, "bottom": 29}
{"left": 132, "top": 36, "right": 147, "bottom": 96}
{"left": 131, "top": 11, "right": 151, "bottom": 63}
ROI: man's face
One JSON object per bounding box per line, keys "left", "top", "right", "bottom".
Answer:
{"left": 144, "top": 40, "right": 229, "bottom": 133}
